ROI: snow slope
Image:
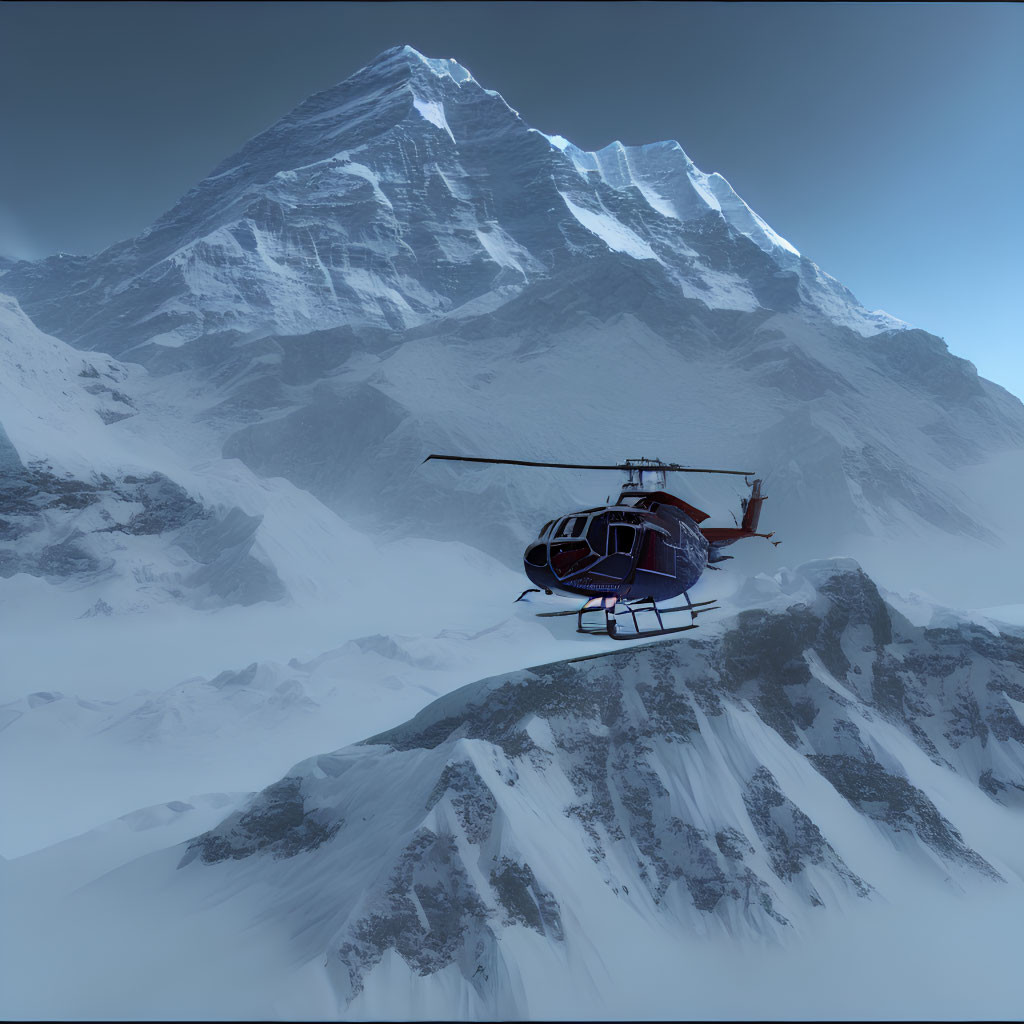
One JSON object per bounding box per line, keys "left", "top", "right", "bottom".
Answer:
{"left": 0, "top": 294, "right": 292, "bottom": 606}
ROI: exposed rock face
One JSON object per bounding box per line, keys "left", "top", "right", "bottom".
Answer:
{"left": 0, "top": 293, "right": 286, "bottom": 608}
{"left": 425, "top": 761, "right": 497, "bottom": 844}
{"left": 337, "top": 828, "right": 494, "bottom": 999}
{"left": 743, "top": 766, "right": 870, "bottom": 904}
{"left": 0, "top": 464, "right": 200, "bottom": 579}
{"left": 181, "top": 778, "right": 339, "bottom": 863}
{"left": 0, "top": 460, "right": 284, "bottom": 605}
{"left": 177, "top": 561, "right": 1021, "bottom": 1009}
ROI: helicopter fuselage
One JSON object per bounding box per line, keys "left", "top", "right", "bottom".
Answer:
{"left": 523, "top": 490, "right": 710, "bottom": 603}
{"left": 423, "top": 454, "right": 771, "bottom": 636}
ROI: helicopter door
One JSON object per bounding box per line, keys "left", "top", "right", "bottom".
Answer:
{"left": 592, "top": 524, "right": 639, "bottom": 579}
{"left": 637, "top": 528, "right": 676, "bottom": 576}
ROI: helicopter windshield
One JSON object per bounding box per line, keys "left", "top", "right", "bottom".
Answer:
{"left": 554, "top": 516, "right": 588, "bottom": 539}
{"left": 609, "top": 524, "right": 638, "bottom": 554}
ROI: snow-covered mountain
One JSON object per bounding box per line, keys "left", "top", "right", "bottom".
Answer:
{"left": 2, "top": 45, "right": 1022, "bottom": 608}
{"left": 6, "top": 561, "right": 1023, "bottom": 1020}
{"left": 2, "top": 45, "right": 901, "bottom": 353}
{"left": 0, "top": 289, "right": 521, "bottom": 619}
{"left": 178, "top": 562, "right": 1024, "bottom": 1015}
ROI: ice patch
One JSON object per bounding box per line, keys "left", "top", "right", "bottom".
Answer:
{"left": 334, "top": 160, "right": 394, "bottom": 209}
{"left": 559, "top": 193, "right": 659, "bottom": 262}
{"left": 700, "top": 171, "right": 801, "bottom": 257}
{"left": 472, "top": 224, "right": 543, "bottom": 282}
{"left": 534, "top": 131, "right": 572, "bottom": 152}
{"left": 412, "top": 96, "right": 456, "bottom": 143}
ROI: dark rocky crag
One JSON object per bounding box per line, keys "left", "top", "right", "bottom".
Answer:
{"left": 0, "top": 450, "right": 285, "bottom": 606}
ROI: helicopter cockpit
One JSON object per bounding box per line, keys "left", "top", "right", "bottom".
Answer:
{"left": 526, "top": 507, "right": 651, "bottom": 582}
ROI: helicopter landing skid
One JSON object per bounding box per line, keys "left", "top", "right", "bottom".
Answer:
{"left": 534, "top": 598, "right": 717, "bottom": 620}
{"left": 574, "top": 596, "right": 718, "bottom": 641}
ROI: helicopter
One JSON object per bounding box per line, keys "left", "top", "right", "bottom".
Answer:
{"left": 423, "top": 455, "right": 778, "bottom": 640}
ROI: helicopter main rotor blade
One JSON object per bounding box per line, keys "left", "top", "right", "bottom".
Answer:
{"left": 422, "top": 454, "right": 754, "bottom": 476}
{"left": 424, "top": 454, "right": 631, "bottom": 471}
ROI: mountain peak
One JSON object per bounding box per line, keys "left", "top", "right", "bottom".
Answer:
{"left": 361, "top": 44, "right": 476, "bottom": 87}
{"left": 3, "top": 42, "right": 914, "bottom": 356}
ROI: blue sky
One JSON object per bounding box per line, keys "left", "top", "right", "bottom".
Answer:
{"left": 1, "top": 2, "right": 1021, "bottom": 398}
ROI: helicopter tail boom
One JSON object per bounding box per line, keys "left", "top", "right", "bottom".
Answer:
{"left": 701, "top": 478, "right": 773, "bottom": 547}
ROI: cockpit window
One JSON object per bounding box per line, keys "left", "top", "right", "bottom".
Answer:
{"left": 550, "top": 543, "right": 596, "bottom": 578}
{"left": 555, "top": 516, "right": 587, "bottom": 539}
{"left": 609, "top": 510, "right": 644, "bottom": 525}
{"left": 539, "top": 520, "right": 554, "bottom": 538}
{"left": 525, "top": 544, "right": 547, "bottom": 567}
{"left": 609, "top": 524, "right": 637, "bottom": 554}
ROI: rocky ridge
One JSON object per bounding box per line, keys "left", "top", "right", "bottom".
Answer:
{"left": 178, "top": 560, "right": 1023, "bottom": 1011}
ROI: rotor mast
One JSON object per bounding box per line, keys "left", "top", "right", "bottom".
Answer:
{"left": 622, "top": 458, "right": 669, "bottom": 491}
